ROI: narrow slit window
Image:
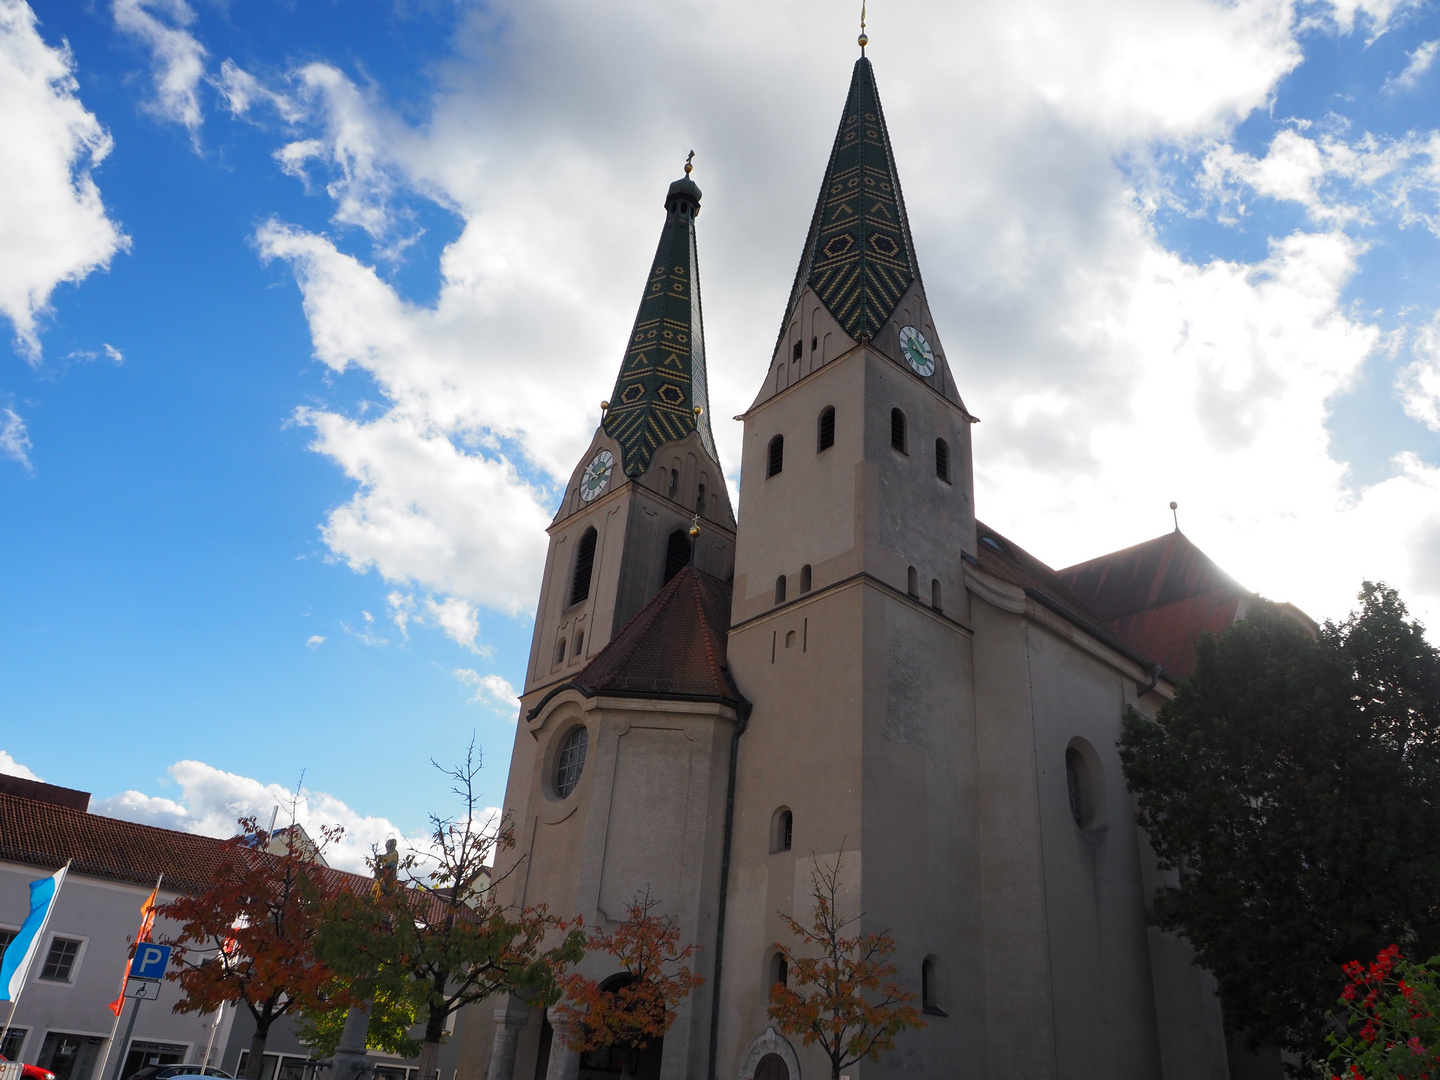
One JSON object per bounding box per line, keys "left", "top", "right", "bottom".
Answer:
{"left": 767, "top": 435, "right": 784, "bottom": 477}
{"left": 817, "top": 407, "right": 835, "bottom": 452}
{"left": 891, "top": 409, "right": 907, "bottom": 454}
{"left": 935, "top": 438, "right": 950, "bottom": 482}
{"left": 931, "top": 578, "right": 942, "bottom": 611}
{"left": 554, "top": 637, "right": 567, "bottom": 666}
{"left": 569, "top": 527, "right": 597, "bottom": 606}
{"left": 792, "top": 340, "right": 803, "bottom": 361}
{"left": 696, "top": 483, "right": 706, "bottom": 515}
{"left": 668, "top": 468, "right": 678, "bottom": 496}
{"left": 574, "top": 630, "right": 584, "bottom": 657}
{"left": 811, "top": 335, "right": 818, "bottom": 353}
{"left": 664, "top": 529, "right": 692, "bottom": 584}
{"left": 907, "top": 566, "right": 918, "bottom": 598}
{"left": 800, "top": 564, "right": 812, "bottom": 593}
{"left": 775, "top": 575, "right": 787, "bottom": 605}
{"left": 773, "top": 954, "right": 789, "bottom": 988}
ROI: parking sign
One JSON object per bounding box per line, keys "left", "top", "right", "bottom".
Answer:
{"left": 128, "top": 943, "right": 172, "bottom": 980}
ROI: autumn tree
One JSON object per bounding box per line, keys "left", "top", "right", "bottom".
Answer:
{"left": 316, "top": 741, "right": 585, "bottom": 1080}
{"left": 552, "top": 890, "right": 703, "bottom": 1072}
{"left": 1119, "top": 583, "right": 1440, "bottom": 1063}
{"left": 767, "top": 853, "right": 923, "bottom": 1080}
{"left": 158, "top": 817, "right": 349, "bottom": 1080}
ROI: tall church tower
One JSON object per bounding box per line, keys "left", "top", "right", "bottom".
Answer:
{"left": 716, "top": 52, "right": 985, "bottom": 1078}
{"left": 523, "top": 168, "right": 737, "bottom": 697}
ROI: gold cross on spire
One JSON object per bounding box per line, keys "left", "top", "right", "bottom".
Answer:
{"left": 684, "top": 150, "right": 695, "bottom": 176}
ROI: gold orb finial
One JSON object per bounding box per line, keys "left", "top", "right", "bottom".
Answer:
{"left": 689, "top": 524, "right": 701, "bottom": 538}
{"left": 684, "top": 150, "right": 694, "bottom": 176}
{"left": 693, "top": 405, "right": 703, "bottom": 416}
{"left": 601, "top": 400, "right": 609, "bottom": 411}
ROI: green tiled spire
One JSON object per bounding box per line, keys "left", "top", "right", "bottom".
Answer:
{"left": 782, "top": 57, "right": 919, "bottom": 345}
{"left": 603, "top": 174, "right": 717, "bottom": 478}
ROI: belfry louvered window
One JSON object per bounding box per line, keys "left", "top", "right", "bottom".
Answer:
{"left": 768, "top": 435, "right": 784, "bottom": 477}
{"left": 891, "top": 409, "right": 907, "bottom": 454}
{"left": 570, "top": 527, "right": 597, "bottom": 606}
{"left": 817, "top": 407, "right": 835, "bottom": 452}
{"left": 664, "top": 529, "right": 691, "bottom": 584}
{"left": 935, "top": 437, "right": 950, "bottom": 481}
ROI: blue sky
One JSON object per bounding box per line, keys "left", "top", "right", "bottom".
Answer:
{"left": 3, "top": 0, "right": 1440, "bottom": 870}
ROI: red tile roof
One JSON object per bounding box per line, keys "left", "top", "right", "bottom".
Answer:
{"left": 0, "top": 775, "right": 90, "bottom": 812}
{"left": 575, "top": 566, "right": 742, "bottom": 705}
{"left": 0, "top": 793, "right": 370, "bottom": 895}
{"left": 1057, "top": 530, "right": 1249, "bottom": 679}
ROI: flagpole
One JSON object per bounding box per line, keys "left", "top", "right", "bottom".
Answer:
{"left": 0, "top": 862, "right": 70, "bottom": 1050}
{"left": 95, "top": 874, "right": 163, "bottom": 1080}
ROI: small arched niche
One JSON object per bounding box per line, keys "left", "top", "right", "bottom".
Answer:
{"left": 907, "top": 566, "right": 918, "bottom": 598}
{"left": 774, "top": 575, "right": 787, "bottom": 605}
{"left": 800, "top": 565, "right": 812, "bottom": 593}
{"left": 1065, "top": 736, "right": 1108, "bottom": 832}
{"left": 931, "top": 578, "right": 942, "bottom": 611}
{"left": 770, "top": 807, "right": 793, "bottom": 853}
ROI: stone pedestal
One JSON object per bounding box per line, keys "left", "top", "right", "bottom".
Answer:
{"left": 485, "top": 1003, "right": 530, "bottom": 1080}
{"left": 543, "top": 1009, "right": 580, "bottom": 1080}
{"left": 326, "top": 1003, "right": 372, "bottom": 1080}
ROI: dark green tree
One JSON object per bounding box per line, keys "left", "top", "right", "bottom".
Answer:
{"left": 1119, "top": 583, "right": 1440, "bottom": 1065}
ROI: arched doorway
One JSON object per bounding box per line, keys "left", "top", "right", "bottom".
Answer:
{"left": 754, "top": 1053, "right": 789, "bottom": 1080}
{"left": 738, "top": 1028, "right": 800, "bottom": 1080}
{"left": 576, "top": 975, "right": 664, "bottom": 1080}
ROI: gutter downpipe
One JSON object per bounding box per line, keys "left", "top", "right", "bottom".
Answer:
{"left": 707, "top": 688, "right": 751, "bottom": 1080}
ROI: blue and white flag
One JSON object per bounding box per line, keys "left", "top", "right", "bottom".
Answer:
{"left": 0, "top": 864, "right": 68, "bottom": 1001}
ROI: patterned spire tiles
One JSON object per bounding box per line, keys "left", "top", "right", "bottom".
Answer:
{"left": 782, "top": 56, "right": 919, "bottom": 346}
{"left": 603, "top": 177, "right": 717, "bottom": 478}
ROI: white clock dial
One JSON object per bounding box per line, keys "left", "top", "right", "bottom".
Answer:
{"left": 579, "top": 449, "right": 614, "bottom": 502}
{"left": 898, "top": 325, "right": 936, "bottom": 377}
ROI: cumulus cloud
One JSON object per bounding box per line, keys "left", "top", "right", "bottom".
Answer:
{"left": 453, "top": 669, "right": 520, "bottom": 718}
{"left": 241, "top": 0, "right": 1440, "bottom": 639}
{"left": 112, "top": 0, "right": 207, "bottom": 139}
{"left": 0, "top": 749, "right": 41, "bottom": 780}
{"left": 1400, "top": 319, "right": 1440, "bottom": 432}
{"left": 1, "top": 406, "right": 33, "bottom": 469}
{"left": 0, "top": 0, "right": 128, "bottom": 361}
{"left": 92, "top": 759, "right": 448, "bottom": 876}
{"left": 1386, "top": 39, "right": 1440, "bottom": 92}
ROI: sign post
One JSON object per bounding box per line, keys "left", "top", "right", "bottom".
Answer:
{"left": 109, "top": 946, "right": 172, "bottom": 1080}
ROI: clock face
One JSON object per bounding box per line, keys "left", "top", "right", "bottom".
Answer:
{"left": 898, "top": 325, "right": 936, "bottom": 377}
{"left": 579, "top": 450, "right": 614, "bottom": 502}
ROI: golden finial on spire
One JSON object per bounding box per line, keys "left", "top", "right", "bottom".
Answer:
{"left": 684, "top": 150, "right": 694, "bottom": 176}
{"left": 858, "top": 0, "right": 868, "bottom": 51}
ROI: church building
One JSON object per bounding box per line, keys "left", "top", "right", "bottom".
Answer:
{"left": 488, "top": 42, "right": 1282, "bottom": 1080}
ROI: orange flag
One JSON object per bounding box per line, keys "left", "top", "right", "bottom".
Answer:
{"left": 108, "top": 880, "right": 160, "bottom": 1017}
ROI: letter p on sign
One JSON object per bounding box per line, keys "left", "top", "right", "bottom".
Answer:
{"left": 129, "top": 943, "right": 172, "bottom": 980}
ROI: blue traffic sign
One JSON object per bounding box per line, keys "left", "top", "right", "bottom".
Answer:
{"left": 128, "top": 944, "right": 172, "bottom": 980}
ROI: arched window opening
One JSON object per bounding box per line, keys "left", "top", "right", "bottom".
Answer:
{"left": 768, "top": 435, "right": 784, "bottom": 477}
{"left": 770, "top": 953, "right": 789, "bottom": 989}
{"left": 785, "top": 630, "right": 796, "bottom": 649}
{"left": 771, "top": 807, "right": 794, "bottom": 853}
{"left": 664, "top": 529, "right": 692, "bottom": 584}
{"left": 792, "top": 341, "right": 803, "bottom": 361}
{"left": 800, "top": 564, "right": 812, "bottom": 593}
{"left": 931, "top": 578, "right": 942, "bottom": 611}
{"left": 574, "top": 630, "right": 585, "bottom": 657}
{"left": 555, "top": 727, "right": 588, "bottom": 798}
{"left": 907, "top": 566, "right": 918, "bottom": 598}
{"left": 569, "top": 527, "right": 598, "bottom": 606}
{"left": 1066, "top": 748, "right": 1087, "bottom": 827}
{"left": 935, "top": 438, "right": 950, "bottom": 482}
{"left": 817, "top": 407, "right": 835, "bottom": 452}
{"left": 554, "top": 638, "right": 566, "bottom": 666}
{"left": 891, "top": 408, "right": 907, "bottom": 454}
{"left": 696, "top": 483, "right": 706, "bottom": 515}
{"left": 668, "top": 468, "right": 678, "bottom": 497}
{"left": 922, "top": 956, "right": 947, "bottom": 1015}
{"left": 811, "top": 335, "right": 818, "bottom": 353}
{"left": 774, "top": 575, "right": 787, "bottom": 605}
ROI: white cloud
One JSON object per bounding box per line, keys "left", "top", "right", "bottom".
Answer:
{"left": 0, "top": 750, "right": 41, "bottom": 781}
{"left": 112, "top": 0, "right": 207, "bottom": 139}
{"left": 1386, "top": 39, "right": 1440, "bottom": 92}
{"left": 92, "top": 759, "right": 445, "bottom": 876}
{"left": 0, "top": 0, "right": 128, "bottom": 361}
{"left": 240, "top": 0, "right": 1440, "bottom": 640}
{"left": 1, "top": 407, "right": 33, "bottom": 470}
{"left": 1399, "top": 318, "right": 1440, "bottom": 432}
{"left": 306, "top": 634, "right": 326, "bottom": 648}
{"left": 213, "top": 58, "right": 303, "bottom": 124}
{"left": 453, "top": 669, "right": 520, "bottom": 719}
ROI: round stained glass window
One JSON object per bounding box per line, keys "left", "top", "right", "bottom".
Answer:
{"left": 555, "top": 727, "right": 588, "bottom": 798}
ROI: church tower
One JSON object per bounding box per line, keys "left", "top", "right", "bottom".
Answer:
{"left": 716, "top": 51, "right": 986, "bottom": 1078}
{"left": 523, "top": 167, "right": 737, "bottom": 697}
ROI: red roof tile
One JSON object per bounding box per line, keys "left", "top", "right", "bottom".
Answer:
{"left": 573, "top": 566, "right": 743, "bottom": 706}
{"left": 0, "top": 775, "right": 90, "bottom": 812}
